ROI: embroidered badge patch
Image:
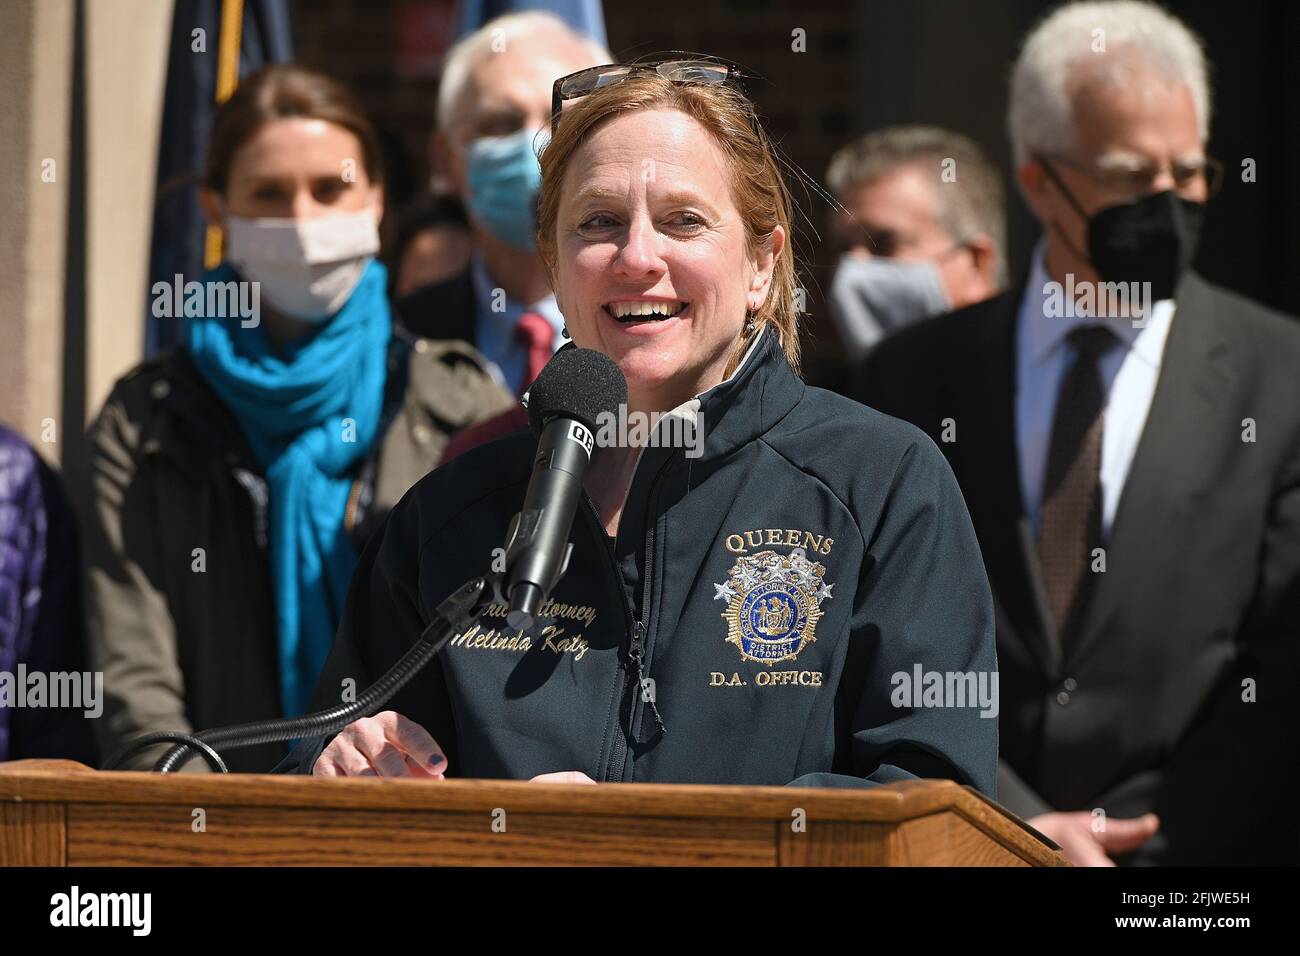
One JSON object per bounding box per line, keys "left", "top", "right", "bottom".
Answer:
{"left": 714, "top": 548, "right": 833, "bottom": 665}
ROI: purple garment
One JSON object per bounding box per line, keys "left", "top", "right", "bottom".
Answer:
{"left": 0, "top": 424, "right": 97, "bottom": 763}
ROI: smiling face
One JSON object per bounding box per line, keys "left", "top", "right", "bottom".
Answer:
{"left": 549, "top": 107, "right": 783, "bottom": 412}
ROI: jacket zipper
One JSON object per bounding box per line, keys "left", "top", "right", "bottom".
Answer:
{"left": 630, "top": 515, "right": 668, "bottom": 743}
{"left": 584, "top": 457, "right": 670, "bottom": 782}
{"left": 582, "top": 495, "right": 636, "bottom": 781}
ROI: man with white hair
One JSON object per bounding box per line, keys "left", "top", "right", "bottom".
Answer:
{"left": 858, "top": 0, "right": 1300, "bottom": 865}
{"left": 399, "top": 12, "right": 609, "bottom": 396}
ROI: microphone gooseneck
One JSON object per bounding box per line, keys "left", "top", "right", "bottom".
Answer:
{"left": 106, "top": 576, "right": 494, "bottom": 773}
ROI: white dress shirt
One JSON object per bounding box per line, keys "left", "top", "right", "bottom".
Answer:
{"left": 1015, "top": 241, "right": 1175, "bottom": 538}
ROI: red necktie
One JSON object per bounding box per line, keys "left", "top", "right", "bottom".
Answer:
{"left": 515, "top": 310, "right": 555, "bottom": 395}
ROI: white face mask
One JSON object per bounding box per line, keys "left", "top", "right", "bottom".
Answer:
{"left": 225, "top": 209, "right": 381, "bottom": 322}
{"left": 828, "top": 255, "right": 951, "bottom": 362}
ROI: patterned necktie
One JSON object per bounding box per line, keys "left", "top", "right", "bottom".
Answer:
{"left": 1038, "top": 324, "right": 1119, "bottom": 650}
{"left": 515, "top": 310, "right": 555, "bottom": 396}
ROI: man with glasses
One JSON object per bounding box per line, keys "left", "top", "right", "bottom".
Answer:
{"left": 825, "top": 125, "right": 1007, "bottom": 362}
{"left": 856, "top": 0, "right": 1300, "bottom": 865}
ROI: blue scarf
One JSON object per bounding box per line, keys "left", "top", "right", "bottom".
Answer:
{"left": 186, "top": 259, "right": 391, "bottom": 717}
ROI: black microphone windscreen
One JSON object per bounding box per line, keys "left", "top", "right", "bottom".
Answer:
{"left": 527, "top": 347, "right": 628, "bottom": 435}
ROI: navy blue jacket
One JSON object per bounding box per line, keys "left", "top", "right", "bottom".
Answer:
{"left": 285, "top": 332, "right": 998, "bottom": 793}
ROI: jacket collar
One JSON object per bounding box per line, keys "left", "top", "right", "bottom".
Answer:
{"left": 678, "top": 327, "right": 805, "bottom": 463}
{"left": 603, "top": 328, "right": 804, "bottom": 562}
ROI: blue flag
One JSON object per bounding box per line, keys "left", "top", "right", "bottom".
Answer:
{"left": 145, "top": 0, "right": 293, "bottom": 356}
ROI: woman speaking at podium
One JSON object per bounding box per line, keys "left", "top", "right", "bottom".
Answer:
{"left": 291, "top": 58, "right": 998, "bottom": 791}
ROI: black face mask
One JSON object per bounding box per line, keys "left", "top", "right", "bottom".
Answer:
{"left": 1038, "top": 157, "right": 1205, "bottom": 301}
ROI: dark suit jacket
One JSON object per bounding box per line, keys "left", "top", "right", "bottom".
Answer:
{"left": 394, "top": 268, "right": 478, "bottom": 347}
{"left": 855, "top": 271, "right": 1300, "bottom": 865}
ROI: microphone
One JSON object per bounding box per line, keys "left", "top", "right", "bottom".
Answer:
{"left": 503, "top": 346, "right": 627, "bottom": 631}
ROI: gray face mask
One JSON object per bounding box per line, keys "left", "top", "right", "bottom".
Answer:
{"left": 828, "top": 255, "right": 951, "bottom": 362}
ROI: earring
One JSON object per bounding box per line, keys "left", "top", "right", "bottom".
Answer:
{"left": 561, "top": 325, "right": 571, "bottom": 339}
{"left": 744, "top": 309, "right": 756, "bottom": 335}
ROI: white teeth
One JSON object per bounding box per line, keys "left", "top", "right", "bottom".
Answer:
{"left": 609, "top": 300, "right": 684, "bottom": 319}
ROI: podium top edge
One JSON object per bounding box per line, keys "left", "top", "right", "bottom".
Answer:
{"left": 0, "top": 760, "right": 973, "bottom": 822}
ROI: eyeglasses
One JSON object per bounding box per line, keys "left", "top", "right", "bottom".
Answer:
{"left": 550, "top": 54, "right": 749, "bottom": 134}
{"left": 1039, "top": 151, "right": 1224, "bottom": 200}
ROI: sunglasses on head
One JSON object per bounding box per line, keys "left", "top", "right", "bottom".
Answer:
{"left": 550, "top": 53, "right": 751, "bottom": 134}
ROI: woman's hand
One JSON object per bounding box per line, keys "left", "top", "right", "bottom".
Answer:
{"left": 313, "top": 711, "right": 447, "bottom": 778}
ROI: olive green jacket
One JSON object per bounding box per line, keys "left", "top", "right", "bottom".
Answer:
{"left": 83, "top": 330, "right": 514, "bottom": 771}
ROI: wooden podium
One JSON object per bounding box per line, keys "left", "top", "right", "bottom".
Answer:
{"left": 0, "top": 760, "right": 1065, "bottom": 866}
